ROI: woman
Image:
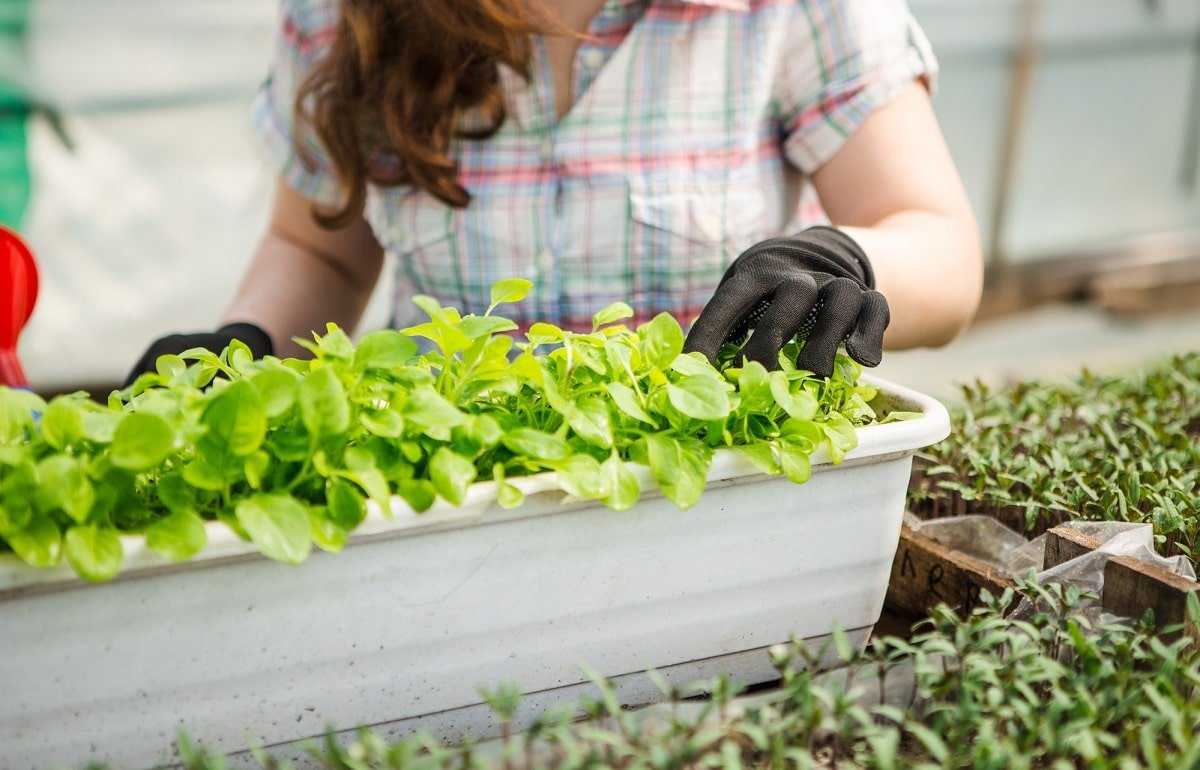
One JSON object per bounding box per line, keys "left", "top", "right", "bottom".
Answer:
{"left": 130, "top": 0, "right": 982, "bottom": 382}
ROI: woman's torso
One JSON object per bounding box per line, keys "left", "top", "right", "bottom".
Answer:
{"left": 365, "top": 0, "right": 818, "bottom": 331}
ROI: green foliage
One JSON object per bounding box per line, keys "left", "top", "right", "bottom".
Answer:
{"left": 0, "top": 287, "right": 882, "bottom": 581}
{"left": 113, "top": 582, "right": 1200, "bottom": 770}
{"left": 910, "top": 353, "right": 1200, "bottom": 564}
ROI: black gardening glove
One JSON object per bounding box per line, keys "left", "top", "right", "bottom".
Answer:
{"left": 683, "top": 226, "right": 888, "bottom": 379}
{"left": 124, "top": 322, "right": 274, "bottom": 387}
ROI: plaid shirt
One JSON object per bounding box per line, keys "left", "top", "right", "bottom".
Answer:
{"left": 251, "top": 0, "right": 936, "bottom": 331}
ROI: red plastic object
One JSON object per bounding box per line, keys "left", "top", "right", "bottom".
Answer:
{"left": 0, "top": 225, "right": 39, "bottom": 388}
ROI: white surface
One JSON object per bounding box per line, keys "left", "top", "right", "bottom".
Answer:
{"left": 911, "top": 0, "right": 1200, "bottom": 261}
{"left": 874, "top": 305, "right": 1200, "bottom": 401}
{"left": 0, "top": 378, "right": 948, "bottom": 770}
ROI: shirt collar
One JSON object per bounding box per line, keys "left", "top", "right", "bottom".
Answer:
{"left": 678, "top": 0, "right": 750, "bottom": 9}
{"left": 617, "top": 0, "right": 751, "bottom": 11}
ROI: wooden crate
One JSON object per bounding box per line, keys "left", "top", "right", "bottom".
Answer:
{"left": 885, "top": 524, "right": 1015, "bottom": 620}
{"left": 886, "top": 524, "right": 1200, "bottom": 640}
{"left": 1045, "top": 527, "right": 1200, "bottom": 641}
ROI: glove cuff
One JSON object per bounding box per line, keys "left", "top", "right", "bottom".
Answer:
{"left": 799, "top": 226, "right": 875, "bottom": 289}
{"left": 217, "top": 322, "right": 275, "bottom": 359}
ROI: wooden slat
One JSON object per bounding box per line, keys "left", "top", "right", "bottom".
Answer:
{"left": 1103, "top": 557, "right": 1200, "bottom": 641}
{"left": 1044, "top": 527, "right": 1199, "bottom": 640}
{"left": 892, "top": 524, "right": 1200, "bottom": 640}
{"left": 1043, "top": 527, "right": 1103, "bottom": 570}
{"left": 886, "top": 524, "right": 1015, "bottom": 620}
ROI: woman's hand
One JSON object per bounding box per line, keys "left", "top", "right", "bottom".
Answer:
{"left": 683, "top": 227, "right": 888, "bottom": 379}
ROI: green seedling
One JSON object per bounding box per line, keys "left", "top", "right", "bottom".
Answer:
{"left": 0, "top": 281, "right": 886, "bottom": 581}
{"left": 912, "top": 354, "right": 1200, "bottom": 564}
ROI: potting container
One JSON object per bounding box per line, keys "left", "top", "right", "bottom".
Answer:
{"left": 0, "top": 375, "right": 949, "bottom": 770}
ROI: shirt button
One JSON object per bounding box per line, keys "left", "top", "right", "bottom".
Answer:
{"left": 388, "top": 223, "right": 405, "bottom": 241}
{"left": 537, "top": 249, "right": 555, "bottom": 272}
{"left": 538, "top": 138, "right": 554, "bottom": 160}
{"left": 582, "top": 48, "right": 605, "bottom": 70}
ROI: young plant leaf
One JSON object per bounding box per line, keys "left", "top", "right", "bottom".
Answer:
{"left": 822, "top": 415, "right": 858, "bottom": 464}
{"left": 40, "top": 398, "right": 84, "bottom": 450}
{"left": 360, "top": 407, "right": 405, "bottom": 438}
{"left": 352, "top": 330, "right": 418, "bottom": 372}
{"left": 604, "top": 382, "right": 655, "bottom": 426}
{"left": 458, "top": 315, "right": 520, "bottom": 339}
{"left": 487, "top": 278, "right": 533, "bottom": 314}
{"left": 733, "top": 361, "right": 774, "bottom": 413}
{"left": 641, "top": 313, "right": 685, "bottom": 370}
{"left": 5, "top": 515, "right": 62, "bottom": 568}
{"left": 666, "top": 376, "right": 732, "bottom": 421}
{"left": 236, "top": 494, "right": 312, "bottom": 565}
{"left": 326, "top": 477, "right": 368, "bottom": 530}
{"left": 592, "top": 301, "right": 634, "bottom": 331}
{"left": 248, "top": 369, "right": 299, "bottom": 419}
{"left": 775, "top": 442, "right": 813, "bottom": 484}
{"left": 0, "top": 387, "right": 45, "bottom": 443}
{"left": 493, "top": 465, "right": 525, "bottom": 510}
{"left": 643, "top": 434, "right": 711, "bottom": 510}
{"left": 404, "top": 386, "right": 466, "bottom": 435}
{"left": 429, "top": 448, "right": 477, "bottom": 506}
{"left": 342, "top": 447, "right": 392, "bottom": 512}
{"left": 524, "top": 322, "right": 564, "bottom": 346}
{"left": 669, "top": 352, "right": 719, "bottom": 379}
{"left": 555, "top": 454, "right": 605, "bottom": 500}
{"left": 145, "top": 510, "right": 208, "bottom": 562}
{"left": 308, "top": 508, "right": 348, "bottom": 553}
{"left": 298, "top": 367, "right": 351, "bottom": 439}
{"left": 201, "top": 380, "right": 267, "bottom": 457}
{"left": 36, "top": 455, "right": 94, "bottom": 524}
{"left": 64, "top": 524, "right": 124, "bottom": 582}
{"left": 601, "top": 455, "right": 641, "bottom": 512}
{"left": 735, "top": 443, "right": 781, "bottom": 476}
{"left": 501, "top": 428, "right": 571, "bottom": 462}
{"left": 181, "top": 457, "right": 228, "bottom": 492}
{"left": 110, "top": 413, "right": 176, "bottom": 471}
{"left": 769, "top": 372, "right": 818, "bottom": 421}
{"left": 564, "top": 398, "right": 614, "bottom": 448}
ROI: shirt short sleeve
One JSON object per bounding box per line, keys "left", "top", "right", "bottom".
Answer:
{"left": 249, "top": 0, "right": 345, "bottom": 207}
{"left": 775, "top": 0, "right": 938, "bottom": 175}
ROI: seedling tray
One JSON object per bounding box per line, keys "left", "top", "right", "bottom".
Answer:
{"left": 0, "top": 376, "right": 948, "bottom": 770}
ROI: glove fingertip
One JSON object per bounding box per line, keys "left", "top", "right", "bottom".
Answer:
{"left": 682, "top": 336, "right": 720, "bottom": 365}
{"left": 794, "top": 352, "right": 834, "bottom": 381}
{"left": 845, "top": 338, "right": 883, "bottom": 368}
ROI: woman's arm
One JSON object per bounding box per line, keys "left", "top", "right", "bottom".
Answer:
{"left": 220, "top": 179, "right": 385, "bottom": 358}
{"left": 812, "top": 82, "right": 983, "bottom": 349}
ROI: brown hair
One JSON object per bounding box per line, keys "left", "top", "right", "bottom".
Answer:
{"left": 293, "top": 0, "right": 560, "bottom": 228}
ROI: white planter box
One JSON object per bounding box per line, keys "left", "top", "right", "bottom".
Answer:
{"left": 0, "top": 376, "right": 949, "bottom": 770}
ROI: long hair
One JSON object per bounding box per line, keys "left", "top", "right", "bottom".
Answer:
{"left": 293, "top": 0, "right": 559, "bottom": 227}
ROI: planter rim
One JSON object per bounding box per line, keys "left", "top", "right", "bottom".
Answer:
{"left": 0, "top": 374, "right": 949, "bottom": 593}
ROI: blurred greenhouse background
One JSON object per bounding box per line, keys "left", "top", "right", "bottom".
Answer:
{"left": 1, "top": 0, "right": 1198, "bottom": 392}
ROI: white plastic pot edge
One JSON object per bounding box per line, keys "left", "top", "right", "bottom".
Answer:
{"left": 0, "top": 374, "right": 950, "bottom": 594}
